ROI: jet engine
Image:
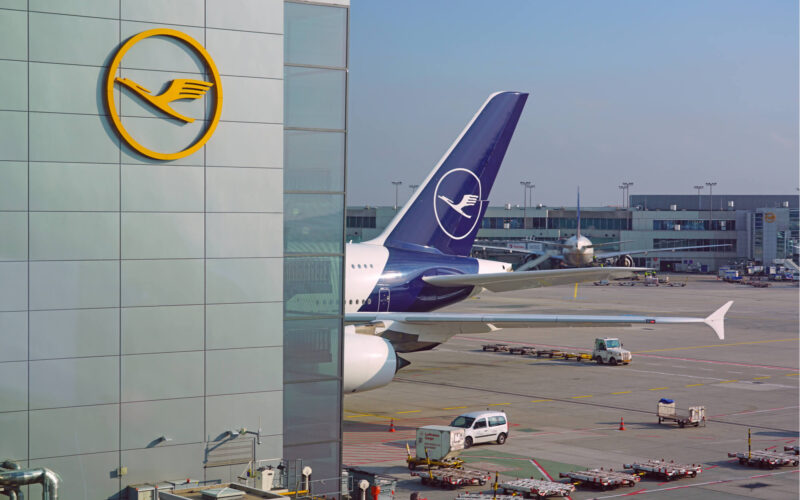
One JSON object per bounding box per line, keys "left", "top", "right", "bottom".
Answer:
{"left": 343, "top": 327, "right": 410, "bottom": 393}
{"left": 615, "top": 255, "right": 634, "bottom": 267}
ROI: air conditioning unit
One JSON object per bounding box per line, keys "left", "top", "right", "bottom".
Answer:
{"left": 673, "top": 224, "right": 681, "bottom": 231}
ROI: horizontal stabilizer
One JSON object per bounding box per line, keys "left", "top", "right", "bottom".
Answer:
{"left": 422, "top": 266, "right": 648, "bottom": 292}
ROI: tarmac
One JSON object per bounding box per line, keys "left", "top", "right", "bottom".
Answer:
{"left": 343, "top": 275, "right": 799, "bottom": 500}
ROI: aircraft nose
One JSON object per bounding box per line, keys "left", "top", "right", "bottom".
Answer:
{"left": 395, "top": 355, "right": 411, "bottom": 372}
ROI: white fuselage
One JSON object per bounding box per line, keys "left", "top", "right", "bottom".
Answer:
{"left": 562, "top": 235, "right": 594, "bottom": 267}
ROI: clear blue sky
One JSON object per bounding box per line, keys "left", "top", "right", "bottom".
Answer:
{"left": 347, "top": 0, "right": 798, "bottom": 207}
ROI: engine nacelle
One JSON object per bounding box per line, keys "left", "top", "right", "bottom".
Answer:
{"left": 343, "top": 327, "right": 409, "bottom": 393}
{"left": 616, "top": 254, "right": 634, "bottom": 267}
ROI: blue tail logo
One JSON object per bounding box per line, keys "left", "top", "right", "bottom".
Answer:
{"left": 434, "top": 168, "right": 482, "bottom": 239}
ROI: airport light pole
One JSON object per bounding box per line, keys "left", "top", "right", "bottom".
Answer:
{"left": 520, "top": 181, "right": 532, "bottom": 219}
{"left": 392, "top": 181, "right": 402, "bottom": 210}
{"left": 408, "top": 184, "right": 419, "bottom": 203}
{"left": 527, "top": 183, "right": 536, "bottom": 210}
{"left": 693, "top": 185, "right": 704, "bottom": 210}
{"left": 618, "top": 185, "right": 625, "bottom": 208}
{"left": 705, "top": 181, "right": 717, "bottom": 212}
{"left": 621, "top": 182, "right": 634, "bottom": 209}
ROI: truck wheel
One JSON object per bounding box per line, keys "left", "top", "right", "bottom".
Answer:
{"left": 464, "top": 436, "right": 473, "bottom": 449}
{"left": 594, "top": 356, "right": 603, "bottom": 365}
{"left": 609, "top": 357, "right": 618, "bottom": 366}
{"left": 497, "top": 433, "right": 507, "bottom": 445}
{"left": 408, "top": 463, "right": 416, "bottom": 471}
{"left": 679, "top": 421, "right": 685, "bottom": 428}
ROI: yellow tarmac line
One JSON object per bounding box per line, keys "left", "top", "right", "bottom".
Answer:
{"left": 649, "top": 387, "right": 669, "bottom": 391}
{"left": 612, "top": 391, "right": 632, "bottom": 395}
{"left": 719, "top": 380, "right": 738, "bottom": 384}
{"left": 530, "top": 399, "right": 553, "bottom": 403}
{"left": 786, "top": 373, "right": 799, "bottom": 377}
{"left": 635, "top": 338, "right": 797, "bottom": 354}
{"left": 488, "top": 403, "right": 511, "bottom": 406}
{"left": 571, "top": 395, "right": 592, "bottom": 399}
{"left": 397, "top": 410, "right": 421, "bottom": 414}
{"left": 753, "top": 376, "right": 772, "bottom": 380}
{"left": 685, "top": 383, "right": 704, "bottom": 387}
{"left": 443, "top": 406, "right": 467, "bottom": 410}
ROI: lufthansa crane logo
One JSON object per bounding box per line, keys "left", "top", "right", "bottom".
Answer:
{"left": 433, "top": 168, "right": 483, "bottom": 240}
{"left": 105, "top": 29, "right": 223, "bottom": 161}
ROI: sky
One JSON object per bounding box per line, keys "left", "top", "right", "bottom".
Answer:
{"left": 346, "top": 0, "right": 799, "bottom": 207}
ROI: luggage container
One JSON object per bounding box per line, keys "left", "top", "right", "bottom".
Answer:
{"left": 407, "top": 426, "right": 465, "bottom": 470}
{"left": 657, "top": 399, "right": 705, "bottom": 428}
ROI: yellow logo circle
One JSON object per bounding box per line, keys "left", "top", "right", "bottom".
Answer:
{"left": 764, "top": 212, "right": 776, "bottom": 223}
{"left": 105, "top": 29, "right": 223, "bottom": 161}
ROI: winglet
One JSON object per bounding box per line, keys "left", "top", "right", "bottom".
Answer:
{"left": 704, "top": 301, "right": 733, "bottom": 340}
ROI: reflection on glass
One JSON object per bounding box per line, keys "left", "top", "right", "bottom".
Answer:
{"left": 285, "top": 67, "right": 345, "bottom": 129}
{"left": 284, "top": 193, "right": 344, "bottom": 254}
{"left": 285, "top": 3, "right": 347, "bottom": 67}
{"left": 284, "top": 318, "right": 340, "bottom": 382}
{"left": 284, "top": 256, "right": 342, "bottom": 318}
{"left": 285, "top": 131, "right": 345, "bottom": 192}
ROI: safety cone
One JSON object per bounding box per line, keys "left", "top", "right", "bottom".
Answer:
{"left": 619, "top": 417, "right": 626, "bottom": 431}
{"left": 389, "top": 419, "right": 396, "bottom": 432}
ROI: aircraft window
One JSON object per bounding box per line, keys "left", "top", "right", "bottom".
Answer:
{"left": 489, "top": 416, "right": 506, "bottom": 426}
{"left": 351, "top": 264, "right": 354, "bottom": 268}
{"left": 473, "top": 419, "right": 487, "bottom": 429}
{"left": 370, "top": 264, "right": 374, "bottom": 268}
{"left": 367, "top": 298, "right": 372, "bottom": 304}
{"left": 348, "top": 300, "right": 352, "bottom": 305}
{"left": 357, "top": 264, "right": 361, "bottom": 268}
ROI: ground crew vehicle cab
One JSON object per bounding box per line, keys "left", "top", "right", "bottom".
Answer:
{"left": 449, "top": 411, "right": 508, "bottom": 448}
{"left": 591, "top": 337, "right": 631, "bottom": 365}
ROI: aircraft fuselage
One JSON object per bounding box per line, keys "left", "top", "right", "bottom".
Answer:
{"left": 561, "top": 235, "right": 594, "bottom": 267}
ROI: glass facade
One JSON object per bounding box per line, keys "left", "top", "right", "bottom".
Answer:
{"left": 481, "top": 216, "right": 631, "bottom": 230}
{"left": 652, "top": 219, "right": 735, "bottom": 231}
{"left": 283, "top": 1, "right": 347, "bottom": 494}
{"left": 653, "top": 239, "right": 737, "bottom": 252}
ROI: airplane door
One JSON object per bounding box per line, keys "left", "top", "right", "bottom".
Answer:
{"left": 378, "top": 287, "right": 390, "bottom": 312}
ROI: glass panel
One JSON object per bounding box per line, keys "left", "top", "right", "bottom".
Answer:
{"left": 285, "top": 130, "right": 345, "bottom": 191}
{"left": 283, "top": 380, "right": 340, "bottom": 447}
{"left": 285, "top": 67, "right": 345, "bottom": 129}
{"left": 284, "top": 318, "right": 340, "bottom": 382}
{"left": 285, "top": 2, "right": 347, "bottom": 67}
{"left": 285, "top": 194, "right": 344, "bottom": 254}
{"left": 284, "top": 256, "right": 342, "bottom": 318}
{"left": 283, "top": 441, "right": 341, "bottom": 496}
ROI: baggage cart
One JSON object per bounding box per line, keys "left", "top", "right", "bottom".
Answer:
{"left": 727, "top": 450, "right": 799, "bottom": 469}
{"left": 410, "top": 468, "right": 490, "bottom": 489}
{"left": 657, "top": 399, "right": 705, "bottom": 428}
{"left": 407, "top": 426, "right": 465, "bottom": 470}
{"left": 785, "top": 445, "right": 799, "bottom": 455}
{"left": 482, "top": 344, "right": 509, "bottom": 352}
{"left": 499, "top": 478, "right": 576, "bottom": 497}
{"left": 623, "top": 459, "right": 703, "bottom": 480}
{"left": 559, "top": 469, "right": 639, "bottom": 490}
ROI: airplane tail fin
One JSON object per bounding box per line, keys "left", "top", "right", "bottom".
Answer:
{"left": 704, "top": 300, "right": 733, "bottom": 340}
{"left": 369, "top": 91, "right": 528, "bottom": 256}
{"left": 576, "top": 187, "right": 581, "bottom": 240}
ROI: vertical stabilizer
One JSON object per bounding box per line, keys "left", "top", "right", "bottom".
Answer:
{"left": 368, "top": 91, "right": 528, "bottom": 256}
{"left": 576, "top": 187, "right": 581, "bottom": 239}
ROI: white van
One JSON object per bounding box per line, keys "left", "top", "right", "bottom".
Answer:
{"left": 449, "top": 410, "right": 509, "bottom": 448}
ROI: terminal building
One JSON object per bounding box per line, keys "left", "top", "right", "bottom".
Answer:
{"left": 0, "top": 1, "right": 347, "bottom": 498}
{"left": 347, "top": 194, "right": 799, "bottom": 272}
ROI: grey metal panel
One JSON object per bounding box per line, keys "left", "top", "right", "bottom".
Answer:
{"left": 206, "top": 302, "right": 282, "bottom": 350}
{"left": 29, "top": 356, "right": 118, "bottom": 409}
{"left": 205, "top": 121, "right": 282, "bottom": 168}
{"left": 120, "top": 443, "right": 205, "bottom": 489}
{"left": 30, "top": 163, "right": 119, "bottom": 211}
{"left": 0, "top": 111, "right": 27, "bottom": 161}
{"left": 121, "top": 0, "right": 204, "bottom": 28}
{"left": 0, "top": 162, "right": 27, "bottom": 210}
{"left": 120, "top": 21, "right": 205, "bottom": 74}
{"left": 29, "top": 62, "right": 105, "bottom": 115}
{"left": 30, "top": 0, "right": 119, "bottom": 18}
{"left": 30, "top": 260, "right": 119, "bottom": 310}
{"left": 121, "top": 397, "right": 204, "bottom": 449}
{"left": 122, "top": 213, "right": 204, "bottom": 259}
{"left": 30, "top": 212, "right": 119, "bottom": 260}
{"left": 121, "top": 259, "right": 204, "bottom": 307}
{"left": 30, "top": 452, "right": 120, "bottom": 500}
{"left": 122, "top": 305, "right": 204, "bottom": 355}
{"left": 30, "top": 308, "right": 119, "bottom": 360}
{"left": 0, "top": 60, "right": 27, "bottom": 111}
{"left": 205, "top": 391, "right": 282, "bottom": 442}
{"left": 205, "top": 28, "right": 282, "bottom": 78}
{"left": 205, "top": 347, "right": 282, "bottom": 396}
{"left": 206, "top": 213, "right": 282, "bottom": 258}
{"left": 118, "top": 115, "right": 207, "bottom": 166}
{"left": 121, "top": 164, "right": 203, "bottom": 212}
{"left": 206, "top": 167, "right": 283, "bottom": 213}
{"left": 0, "top": 362, "right": 27, "bottom": 411}
{"left": 29, "top": 112, "right": 120, "bottom": 163}
{"left": 121, "top": 351, "right": 203, "bottom": 402}
{"left": 29, "top": 12, "right": 118, "bottom": 67}
{"left": 0, "top": 212, "right": 27, "bottom": 261}
{"left": 29, "top": 404, "right": 119, "bottom": 458}
{"left": 220, "top": 75, "right": 283, "bottom": 123}
{"left": 206, "top": 258, "right": 282, "bottom": 304}
{"left": 0, "top": 411, "right": 27, "bottom": 461}
{"left": 0, "top": 262, "right": 27, "bottom": 312}
{"left": 0, "top": 9, "right": 27, "bottom": 60}
{"left": 0, "top": 311, "right": 26, "bottom": 362}
{"left": 207, "top": 0, "right": 283, "bottom": 34}
{"left": 0, "top": 1, "right": 27, "bottom": 11}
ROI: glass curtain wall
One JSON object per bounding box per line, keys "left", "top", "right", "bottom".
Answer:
{"left": 283, "top": 1, "right": 347, "bottom": 494}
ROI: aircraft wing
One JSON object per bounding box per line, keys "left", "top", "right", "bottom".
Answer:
{"left": 421, "top": 267, "right": 648, "bottom": 292}
{"left": 596, "top": 243, "right": 731, "bottom": 260}
{"left": 345, "top": 301, "right": 733, "bottom": 343}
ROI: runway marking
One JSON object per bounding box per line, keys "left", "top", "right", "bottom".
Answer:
{"left": 648, "top": 387, "right": 668, "bottom": 391}
{"left": 443, "top": 406, "right": 467, "bottom": 410}
{"left": 529, "top": 458, "right": 555, "bottom": 481}
{"left": 685, "top": 383, "right": 704, "bottom": 387}
{"left": 626, "top": 367, "right": 726, "bottom": 381}
{"left": 530, "top": 399, "right": 553, "bottom": 403}
{"left": 710, "top": 405, "right": 800, "bottom": 418}
{"left": 489, "top": 402, "right": 511, "bottom": 406}
{"left": 612, "top": 391, "right": 632, "bottom": 395}
{"left": 571, "top": 395, "right": 592, "bottom": 399}
{"left": 635, "top": 338, "right": 797, "bottom": 353}
{"left": 753, "top": 376, "right": 772, "bottom": 380}
{"left": 719, "top": 379, "right": 738, "bottom": 383}
{"left": 396, "top": 410, "right": 420, "bottom": 414}
{"left": 787, "top": 373, "right": 799, "bottom": 377}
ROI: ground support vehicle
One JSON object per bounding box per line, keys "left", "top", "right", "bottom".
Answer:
{"left": 559, "top": 469, "right": 639, "bottom": 490}
{"left": 456, "top": 494, "right": 519, "bottom": 500}
{"left": 499, "top": 478, "right": 576, "bottom": 497}
{"left": 410, "top": 468, "right": 490, "bottom": 489}
{"left": 657, "top": 399, "right": 705, "bottom": 428}
{"left": 529, "top": 348, "right": 590, "bottom": 361}
{"left": 623, "top": 459, "right": 703, "bottom": 480}
{"left": 591, "top": 338, "right": 631, "bottom": 365}
{"left": 785, "top": 445, "right": 799, "bottom": 454}
{"left": 405, "top": 444, "right": 463, "bottom": 471}
{"left": 407, "top": 427, "right": 465, "bottom": 470}
{"left": 508, "top": 346, "right": 537, "bottom": 355}
{"left": 482, "top": 344, "right": 509, "bottom": 352}
{"left": 727, "top": 450, "right": 799, "bottom": 468}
